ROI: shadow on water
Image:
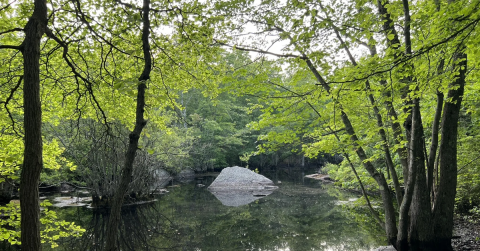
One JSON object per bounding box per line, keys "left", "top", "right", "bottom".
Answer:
{"left": 38, "top": 168, "right": 385, "bottom": 251}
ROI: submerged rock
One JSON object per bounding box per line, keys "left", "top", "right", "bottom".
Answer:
{"left": 208, "top": 166, "right": 278, "bottom": 207}
{"left": 52, "top": 196, "right": 92, "bottom": 208}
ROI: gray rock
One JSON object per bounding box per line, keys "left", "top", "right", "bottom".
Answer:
{"left": 372, "top": 246, "right": 396, "bottom": 251}
{"left": 208, "top": 166, "right": 278, "bottom": 191}
{"left": 208, "top": 166, "right": 278, "bottom": 207}
{"left": 152, "top": 169, "right": 172, "bottom": 189}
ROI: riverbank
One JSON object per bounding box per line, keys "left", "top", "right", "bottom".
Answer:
{"left": 453, "top": 216, "right": 480, "bottom": 251}
{"left": 374, "top": 216, "right": 479, "bottom": 251}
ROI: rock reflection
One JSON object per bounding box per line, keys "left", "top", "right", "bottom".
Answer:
{"left": 209, "top": 189, "right": 276, "bottom": 207}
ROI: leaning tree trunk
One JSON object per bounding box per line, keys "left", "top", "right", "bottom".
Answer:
{"left": 20, "top": 0, "right": 47, "bottom": 250}
{"left": 104, "top": 0, "right": 152, "bottom": 250}
{"left": 304, "top": 57, "right": 398, "bottom": 245}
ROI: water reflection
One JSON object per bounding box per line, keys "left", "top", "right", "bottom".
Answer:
{"left": 209, "top": 189, "right": 276, "bottom": 207}
{"left": 43, "top": 170, "right": 385, "bottom": 251}
{"left": 44, "top": 205, "right": 183, "bottom": 250}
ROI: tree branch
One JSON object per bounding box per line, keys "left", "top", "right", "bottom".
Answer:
{"left": 325, "top": 17, "right": 479, "bottom": 84}
{"left": 214, "top": 39, "right": 305, "bottom": 59}
{"left": 0, "top": 1, "right": 15, "bottom": 12}
{"left": 0, "top": 28, "right": 23, "bottom": 36}
{"left": 0, "top": 44, "right": 22, "bottom": 50}
{"left": 1, "top": 75, "right": 23, "bottom": 136}
{"left": 45, "top": 28, "right": 111, "bottom": 131}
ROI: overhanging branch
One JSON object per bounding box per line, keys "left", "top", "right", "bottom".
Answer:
{"left": 0, "top": 28, "right": 23, "bottom": 36}
{"left": 0, "top": 44, "right": 22, "bottom": 50}
{"left": 213, "top": 39, "right": 305, "bottom": 59}
{"left": 326, "top": 17, "right": 480, "bottom": 84}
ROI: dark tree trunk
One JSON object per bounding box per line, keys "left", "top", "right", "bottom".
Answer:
{"left": 104, "top": 0, "right": 152, "bottom": 250}
{"left": 0, "top": 180, "right": 14, "bottom": 204}
{"left": 407, "top": 100, "right": 434, "bottom": 250}
{"left": 20, "top": 0, "right": 47, "bottom": 250}
{"left": 433, "top": 51, "right": 466, "bottom": 250}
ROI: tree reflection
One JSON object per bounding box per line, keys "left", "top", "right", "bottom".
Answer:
{"left": 44, "top": 172, "right": 385, "bottom": 251}
{"left": 45, "top": 205, "right": 185, "bottom": 250}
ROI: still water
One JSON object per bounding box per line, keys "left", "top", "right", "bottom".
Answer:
{"left": 43, "top": 170, "right": 386, "bottom": 251}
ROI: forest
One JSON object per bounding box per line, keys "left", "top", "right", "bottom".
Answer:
{"left": 1, "top": 0, "right": 480, "bottom": 250}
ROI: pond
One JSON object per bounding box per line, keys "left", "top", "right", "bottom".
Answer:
{"left": 41, "top": 169, "right": 386, "bottom": 251}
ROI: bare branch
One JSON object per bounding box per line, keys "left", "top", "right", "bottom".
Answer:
{"left": 0, "top": 28, "right": 23, "bottom": 36}
{"left": 1, "top": 75, "right": 23, "bottom": 136}
{"left": 214, "top": 39, "right": 305, "bottom": 59}
{"left": 0, "top": 1, "right": 15, "bottom": 12}
{"left": 115, "top": 0, "right": 178, "bottom": 13}
{"left": 45, "top": 28, "right": 111, "bottom": 131}
{"left": 0, "top": 44, "right": 22, "bottom": 50}
{"left": 326, "top": 17, "right": 479, "bottom": 84}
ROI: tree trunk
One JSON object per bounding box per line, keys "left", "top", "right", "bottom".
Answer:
{"left": 104, "top": 0, "right": 152, "bottom": 250}
{"left": 427, "top": 91, "right": 443, "bottom": 203}
{"left": 339, "top": 111, "right": 398, "bottom": 245}
{"left": 0, "top": 180, "right": 14, "bottom": 204}
{"left": 305, "top": 57, "right": 398, "bottom": 245}
{"left": 407, "top": 100, "right": 434, "bottom": 250}
{"left": 433, "top": 51, "right": 466, "bottom": 250}
{"left": 20, "top": 0, "right": 47, "bottom": 250}
{"left": 326, "top": 20, "right": 403, "bottom": 207}
{"left": 376, "top": 0, "right": 411, "bottom": 182}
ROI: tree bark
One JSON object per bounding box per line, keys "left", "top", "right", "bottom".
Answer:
{"left": 433, "top": 50, "right": 466, "bottom": 250}
{"left": 104, "top": 0, "right": 152, "bottom": 250}
{"left": 427, "top": 91, "right": 443, "bottom": 203}
{"left": 407, "top": 100, "right": 434, "bottom": 250}
{"left": 20, "top": 0, "right": 47, "bottom": 250}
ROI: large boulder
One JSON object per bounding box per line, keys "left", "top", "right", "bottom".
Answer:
{"left": 208, "top": 166, "right": 278, "bottom": 207}
{"left": 151, "top": 169, "right": 172, "bottom": 190}
{"left": 208, "top": 166, "right": 278, "bottom": 191}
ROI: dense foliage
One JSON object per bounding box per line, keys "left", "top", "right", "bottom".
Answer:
{"left": 2, "top": 0, "right": 480, "bottom": 249}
